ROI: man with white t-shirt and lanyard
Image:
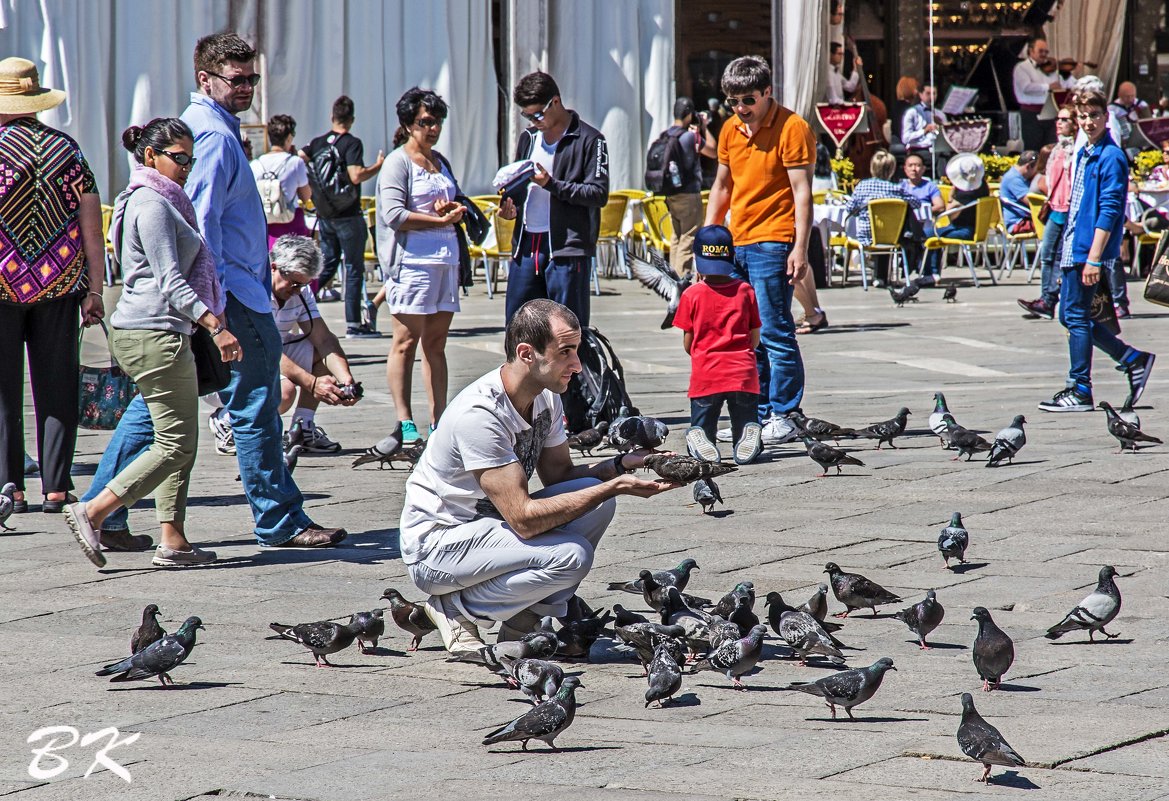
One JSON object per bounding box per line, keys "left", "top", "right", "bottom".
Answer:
{"left": 399, "top": 299, "right": 681, "bottom": 660}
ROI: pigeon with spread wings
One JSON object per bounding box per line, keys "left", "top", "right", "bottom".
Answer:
{"left": 628, "top": 249, "right": 692, "bottom": 329}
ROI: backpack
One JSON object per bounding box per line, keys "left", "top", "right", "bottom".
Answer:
{"left": 256, "top": 155, "right": 295, "bottom": 224}
{"left": 563, "top": 327, "right": 640, "bottom": 434}
{"left": 644, "top": 128, "right": 685, "bottom": 195}
{"left": 306, "top": 133, "right": 358, "bottom": 217}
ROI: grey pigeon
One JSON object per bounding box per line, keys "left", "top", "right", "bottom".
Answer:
{"left": 708, "top": 618, "right": 743, "bottom": 650}
{"left": 690, "top": 624, "right": 767, "bottom": 690}
{"left": 131, "top": 604, "right": 166, "bottom": 654}
{"left": 824, "top": 562, "right": 902, "bottom": 617}
{"left": 613, "top": 604, "right": 650, "bottom": 627}
{"left": 853, "top": 407, "right": 912, "bottom": 449}
{"left": 929, "top": 392, "right": 953, "bottom": 447}
{"left": 1119, "top": 400, "right": 1140, "bottom": 428}
{"left": 802, "top": 584, "right": 830, "bottom": 622}
{"left": 1099, "top": 401, "right": 1162, "bottom": 453}
{"left": 637, "top": 569, "right": 671, "bottom": 612}
{"left": 788, "top": 411, "right": 856, "bottom": 442}
{"left": 986, "top": 415, "right": 1027, "bottom": 467}
{"left": 643, "top": 453, "right": 736, "bottom": 483}
{"left": 712, "top": 581, "right": 756, "bottom": 618}
{"left": 645, "top": 639, "right": 685, "bottom": 707}
{"left": 766, "top": 594, "right": 846, "bottom": 666}
{"left": 659, "top": 587, "right": 713, "bottom": 655}
{"left": 0, "top": 482, "right": 16, "bottom": 531}
{"left": 381, "top": 588, "right": 436, "bottom": 651}
{"left": 348, "top": 609, "right": 385, "bottom": 653}
{"left": 693, "top": 477, "right": 723, "bottom": 513}
{"left": 510, "top": 658, "right": 564, "bottom": 704}
{"left": 607, "top": 558, "right": 700, "bottom": 595}
{"left": 482, "top": 675, "right": 582, "bottom": 751}
{"left": 609, "top": 415, "right": 669, "bottom": 452}
{"left": 481, "top": 632, "right": 559, "bottom": 683}
{"left": 567, "top": 421, "right": 609, "bottom": 456}
{"left": 942, "top": 415, "right": 992, "bottom": 461}
{"left": 769, "top": 591, "right": 845, "bottom": 637}
{"left": 96, "top": 616, "right": 202, "bottom": 686}
{"left": 958, "top": 692, "right": 1026, "bottom": 783}
{"left": 269, "top": 619, "right": 363, "bottom": 667}
{"left": 802, "top": 436, "right": 865, "bottom": 477}
{"left": 614, "top": 622, "right": 687, "bottom": 672}
{"left": 1045, "top": 565, "right": 1122, "bottom": 642}
{"left": 352, "top": 422, "right": 404, "bottom": 469}
{"left": 971, "top": 607, "right": 1014, "bottom": 691}
{"left": 781, "top": 657, "right": 897, "bottom": 720}
{"left": 895, "top": 590, "right": 945, "bottom": 649}
{"left": 629, "top": 248, "right": 692, "bottom": 329}
{"left": 728, "top": 595, "right": 761, "bottom": 637}
{"left": 943, "top": 283, "right": 958, "bottom": 302}
{"left": 888, "top": 281, "right": 920, "bottom": 306}
{"left": 937, "top": 512, "right": 969, "bottom": 569}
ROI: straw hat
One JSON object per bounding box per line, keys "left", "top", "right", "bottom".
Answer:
{"left": 0, "top": 58, "right": 65, "bottom": 114}
{"left": 946, "top": 153, "right": 985, "bottom": 192}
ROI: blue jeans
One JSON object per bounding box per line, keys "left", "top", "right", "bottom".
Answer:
{"left": 317, "top": 215, "right": 369, "bottom": 326}
{"left": 690, "top": 391, "right": 758, "bottom": 445}
{"left": 1105, "top": 259, "right": 1130, "bottom": 308}
{"left": 733, "top": 241, "right": 803, "bottom": 418}
{"left": 1037, "top": 214, "right": 1066, "bottom": 306}
{"left": 505, "top": 230, "right": 592, "bottom": 327}
{"left": 83, "top": 296, "right": 313, "bottom": 544}
{"left": 1059, "top": 264, "right": 1134, "bottom": 393}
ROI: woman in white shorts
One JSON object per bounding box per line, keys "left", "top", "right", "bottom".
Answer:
{"left": 374, "top": 87, "right": 467, "bottom": 446}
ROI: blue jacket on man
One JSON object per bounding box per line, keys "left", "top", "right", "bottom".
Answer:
{"left": 1068, "top": 134, "right": 1128, "bottom": 264}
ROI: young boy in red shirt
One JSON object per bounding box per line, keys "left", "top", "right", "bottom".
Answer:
{"left": 673, "top": 225, "right": 763, "bottom": 464}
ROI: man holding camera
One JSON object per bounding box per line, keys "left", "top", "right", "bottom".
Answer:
{"left": 660, "top": 97, "right": 717, "bottom": 276}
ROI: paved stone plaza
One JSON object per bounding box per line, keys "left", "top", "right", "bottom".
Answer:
{"left": 2, "top": 269, "right": 1168, "bottom": 801}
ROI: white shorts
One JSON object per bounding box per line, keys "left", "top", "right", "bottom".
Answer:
{"left": 280, "top": 338, "right": 314, "bottom": 382}
{"left": 385, "top": 262, "right": 461, "bottom": 316}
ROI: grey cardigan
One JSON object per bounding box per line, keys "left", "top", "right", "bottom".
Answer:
{"left": 110, "top": 187, "right": 209, "bottom": 333}
{"left": 375, "top": 147, "right": 461, "bottom": 280}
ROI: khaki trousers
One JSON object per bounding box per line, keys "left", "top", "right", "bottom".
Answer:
{"left": 665, "top": 191, "right": 703, "bottom": 275}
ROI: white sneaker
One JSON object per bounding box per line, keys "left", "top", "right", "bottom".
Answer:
{"left": 421, "top": 594, "right": 486, "bottom": 662}
{"left": 685, "top": 426, "right": 721, "bottom": 462}
{"left": 207, "top": 409, "right": 235, "bottom": 455}
{"left": 760, "top": 414, "right": 799, "bottom": 445}
{"left": 716, "top": 428, "right": 734, "bottom": 443}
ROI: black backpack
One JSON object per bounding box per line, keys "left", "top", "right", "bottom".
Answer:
{"left": 644, "top": 128, "right": 685, "bottom": 195}
{"left": 563, "top": 327, "right": 639, "bottom": 434}
{"left": 307, "top": 133, "right": 358, "bottom": 217}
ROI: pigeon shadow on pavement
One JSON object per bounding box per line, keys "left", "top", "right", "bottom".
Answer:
{"left": 813, "top": 322, "right": 912, "bottom": 334}
{"left": 989, "top": 771, "right": 1041, "bottom": 790}
{"left": 992, "top": 683, "right": 1042, "bottom": 692}
{"left": 948, "top": 561, "right": 989, "bottom": 574}
{"left": 484, "top": 745, "right": 623, "bottom": 755}
{"left": 904, "top": 640, "right": 967, "bottom": 650}
{"left": 703, "top": 509, "right": 734, "bottom": 519}
{"left": 1047, "top": 638, "right": 1134, "bottom": 646}
{"left": 108, "top": 680, "right": 241, "bottom": 691}
{"left": 660, "top": 692, "right": 700, "bottom": 707}
{"left": 802, "top": 714, "right": 929, "bottom": 724}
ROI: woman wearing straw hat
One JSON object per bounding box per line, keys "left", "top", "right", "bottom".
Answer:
{"left": 0, "top": 57, "right": 106, "bottom": 517}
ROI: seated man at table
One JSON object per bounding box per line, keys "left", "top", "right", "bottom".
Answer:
{"left": 1000, "top": 150, "right": 1039, "bottom": 233}
{"left": 398, "top": 299, "right": 681, "bottom": 659}
{"left": 901, "top": 153, "right": 946, "bottom": 279}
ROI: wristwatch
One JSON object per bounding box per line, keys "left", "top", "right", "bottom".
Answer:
{"left": 210, "top": 323, "right": 226, "bottom": 336}
{"left": 612, "top": 454, "right": 633, "bottom": 475}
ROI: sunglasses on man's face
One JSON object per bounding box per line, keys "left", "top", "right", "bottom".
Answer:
{"left": 206, "top": 71, "right": 261, "bottom": 89}
{"left": 724, "top": 95, "right": 759, "bottom": 109}
{"left": 520, "top": 98, "right": 554, "bottom": 123}
{"left": 156, "top": 149, "right": 196, "bottom": 168}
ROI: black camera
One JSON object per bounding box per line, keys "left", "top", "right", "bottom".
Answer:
{"left": 339, "top": 382, "right": 364, "bottom": 400}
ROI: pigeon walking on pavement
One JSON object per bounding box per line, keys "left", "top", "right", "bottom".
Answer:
{"left": 802, "top": 436, "right": 865, "bottom": 477}
{"left": 888, "top": 282, "right": 920, "bottom": 306}
{"left": 692, "top": 477, "right": 723, "bottom": 514}
{"left": 644, "top": 639, "right": 685, "bottom": 707}
{"left": 613, "top": 604, "right": 650, "bottom": 627}
{"left": 97, "top": 616, "right": 203, "bottom": 686}
{"left": 789, "top": 411, "right": 856, "bottom": 442}
{"left": 614, "top": 622, "right": 687, "bottom": 672}
{"left": 712, "top": 581, "right": 756, "bottom": 618}
{"left": 380, "top": 588, "right": 437, "bottom": 651}
{"left": 607, "top": 558, "right": 700, "bottom": 595}
{"left": 766, "top": 593, "right": 846, "bottom": 666}
{"left": 352, "top": 422, "right": 404, "bottom": 469}
{"left": 728, "top": 595, "right": 761, "bottom": 637}
{"left": 986, "top": 415, "right": 1027, "bottom": 467}
{"left": 943, "top": 416, "right": 993, "bottom": 461}
{"left": 938, "top": 512, "right": 970, "bottom": 569}
{"left": 482, "top": 676, "right": 582, "bottom": 751}
{"left": 957, "top": 692, "right": 1027, "bottom": 783}
{"left": 929, "top": 393, "right": 954, "bottom": 448}
{"left": 567, "top": 421, "right": 609, "bottom": 457}
{"left": 348, "top": 609, "right": 385, "bottom": 653}
{"left": 824, "top": 562, "right": 903, "bottom": 617}
{"left": 1045, "top": 565, "right": 1122, "bottom": 642}
{"left": 510, "top": 658, "right": 565, "bottom": 704}
{"left": 269, "top": 619, "right": 364, "bottom": 667}
{"left": 131, "top": 604, "right": 166, "bottom": 654}
{"left": 780, "top": 657, "right": 897, "bottom": 719}
{"left": 853, "top": 407, "right": 912, "bottom": 449}
{"left": 895, "top": 590, "right": 945, "bottom": 649}
{"left": 690, "top": 624, "right": 767, "bottom": 690}
{"left": 0, "top": 482, "right": 16, "bottom": 531}
{"left": 1099, "top": 401, "right": 1162, "bottom": 453}
{"left": 943, "top": 284, "right": 958, "bottom": 303}
{"left": 971, "top": 607, "right": 1014, "bottom": 691}
{"left": 643, "top": 453, "right": 735, "bottom": 484}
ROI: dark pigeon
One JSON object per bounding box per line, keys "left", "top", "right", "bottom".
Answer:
{"left": 802, "top": 436, "right": 865, "bottom": 477}
{"left": 612, "top": 604, "right": 650, "bottom": 627}
{"left": 788, "top": 411, "right": 856, "bottom": 442}
{"left": 690, "top": 624, "right": 767, "bottom": 690}
{"left": 352, "top": 422, "right": 404, "bottom": 469}
{"left": 781, "top": 657, "right": 897, "bottom": 719}
{"left": 728, "top": 594, "right": 761, "bottom": 637}
{"left": 853, "top": 407, "right": 912, "bottom": 449}
{"left": 693, "top": 477, "right": 723, "bottom": 513}
{"left": 614, "top": 622, "right": 687, "bottom": 672}
{"left": 766, "top": 593, "right": 846, "bottom": 666}
{"left": 381, "top": 588, "right": 436, "bottom": 651}
{"left": 480, "top": 632, "right": 560, "bottom": 683}
{"left": 510, "top": 658, "right": 564, "bottom": 704}
{"left": 348, "top": 609, "right": 385, "bottom": 653}
{"left": 645, "top": 639, "right": 685, "bottom": 707}
{"left": 1045, "top": 565, "right": 1122, "bottom": 642}
{"left": 607, "top": 558, "right": 700, "bottom": 595}
{"left": 482, "top": 675, "right": 582, "bottom": 751}
{"left": 567, "top": 421, "right": 609, "bottom": 456}
{"left": 971, "top": 606, "right": 1014, "bottom": 691}
{"left": 942, "top": 415, "right": 992, "bottom": 461}
{"left": 609, "top": 415, "right": 669, "bottom": 452}
{"left": 544, "top": 611, "right": 613, "bottom": 661}
{"left": 824, "top": 562, "right": 902, "bottom": 617}
{"left": 957, "top": 692, "right": 1026, "bottom": 783}
{"left": 712, "top": 581, "right": 756, "bottom": 618}
{"left": 943, "top": 283, "right": 958, "bottom": 302}
{"left": 629, "top": 248, "right": 692, "bottom": 329}
{"left": 895, "top": 590, "right": 945, "bottom": 649}
{"left": 1099, "top": 401, "right": 1162, "bottom": 453}
{"left": 659, "top": 587, "right": 713, "bottom": 655}
{"left": 0, "top": 482, "right": 16, "bottom": 531}
{"left": 986, "top": 415, "right": 1027, "bottom": 467}
{"left": 270, "top": 619, "right": 363, "bottom": 667}
{"left": 888, "top": 282, "right": 920, "bottom": 306}
{"left": 131, "top": 604, "right": 166, "bottom": 655}
{"left": 643, "top": 453, "right": 736, "bottom": 483}
{"left": 283, "top": 419, "right": 305, "bottom": 475}
{"left": 938, "top": 512, "right": 970, "bottom": 569}
{"left": 97, "top": 616, "right": 202, "bottom": 686}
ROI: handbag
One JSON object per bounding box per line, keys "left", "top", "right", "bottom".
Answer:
{"left": 1089, "top": 269, "right": 1120, "bottom": 336}
{"left": 192, "top": 325, "right": 231, "bottom": 395}
{"left": 78, "top": 320, "right": 138, "bottom": 431}
{"left": 1143, "top": 231, "right": 1169, "bottom": 307}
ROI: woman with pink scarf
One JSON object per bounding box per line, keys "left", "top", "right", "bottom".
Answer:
{"left": 65, "top": 118, "right": 241, "bottom": 568}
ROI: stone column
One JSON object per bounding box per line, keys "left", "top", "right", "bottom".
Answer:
{"left": 896, "top": 0, "right": 927, "bottom": 84}
{"left": 501, "top": 0, "right": 549, "bottom": 149}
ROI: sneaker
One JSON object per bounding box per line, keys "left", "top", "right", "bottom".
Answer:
{"left": 317, "top": 287, "right": 341, "bottom": 302}
{"left": 1119, "top": 352, "right": 1155, "bottom": 407}
{"left": 302, "top": 424, "right": 342, "bottom": 454}
{"left": 1038, "top": 387, "right": 1094, "bottom": 412}
{"left": 151, "top": 544, "right": 217, "bottom": 567}
{"left": 400, "top": 420, "right": 422, "bottom": 445}
{"left": 760, "top": 414, "right": 800, "bottom": 445}
{"left": 345, "top": 324, "right": 381, "bottom": 339}
{"left": 362, "top": 299, "right": 378, "bottom": 332}
{"left": 716, "top": 428, "right": 734, "bottom": 443}
{"left": 421, "top": 593, "right": 486, "bottom": 662}
{"left": 734, "top": 422, "right": 763, "bottom": 465}
{"left": 1114, "top": 304, "right": 1131, "bottom": 320}
{"left": 1017, "top": 298, "right": 1055, "bottom": 319}
{"left": 685, "top": 426, "right": 721, "bottom": 462}
{"left": 208, "top": 410, "right": 235, "bottom": 456}
{"left": 64, "top": 502, "right": 106, "bottom": 568}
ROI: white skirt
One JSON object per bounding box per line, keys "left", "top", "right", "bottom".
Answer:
{"left": 385, "top": 261, "right": 461, "bottom": 315}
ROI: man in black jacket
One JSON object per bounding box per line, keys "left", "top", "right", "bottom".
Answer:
{"left": 499, "top": 72, "right": 608, "bottom": 326}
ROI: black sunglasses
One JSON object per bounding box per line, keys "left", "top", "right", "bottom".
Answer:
{"left": 206, "top": 71, "right": 261, "bottom": 89}
{"left": 724, "top": 95, "right": 759, "bottom": 109}
{"left": 156, "top": 149, "right": 196, "bottom": 168}
{"left": 520, "top": 98, "right": 554, "bottom": 123}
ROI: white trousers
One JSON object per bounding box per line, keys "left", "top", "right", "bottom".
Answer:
{"left": 407, "top": 478, "right": 616, "bottom": 623}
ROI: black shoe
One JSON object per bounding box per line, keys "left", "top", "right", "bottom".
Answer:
{"left": 1037, "top": 388, "right": 1094, "bottom": 413}
{"left": 1119, "top": 352, "right": 1155, "bottom": 407}
{"left": 1017, "top": 298, "right": 1054, "bottom": 319}
{"left": 100, "top": 528, "right": 155, "bottom": 552}
{"left": 42, "top": 493, "right": 77, "bottom": 514}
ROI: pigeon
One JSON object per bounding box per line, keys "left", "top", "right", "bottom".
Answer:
{"left": 348, "top": 609, "right": 385, "bottom": 653}
{"left": 708, "top": 618, "right": 744, "bottom": 650}
{"left": 1119, "top": 400, "right": 1140, "bottom": 428}
{"left": 766, "top": 594, "right": 846, "bottom": 666}
{"left": 352, "top": 422, "right": 405, "bottom": 468}
{"left": 386, "top": 441, "right": 428, "bottom": 471}
{"left": 802, "top": 436, "right": 865, "bottom": 477}
{"left": 971, "top": 606, "right": 1014, "bottom": 691}
{"left": 609, "top": 415, "right": 670, "bottom": 452}
{"left": 937, "top": 512, "right": 970, "bottom": 569}
{"left": 380, "top": 588, "right": 437, "bottom": 651}
{"left": 780, "top": 657, "right": 896, "bottom": 720}
{"left": 635, "top": 569, "right": 672, "bottom": 612}
{"left": 614, "top": 622, "right": 687, "bottom": 672}
{"left": 131, "top": 604, "right": 166, "bottom": 654}
{"left": 943, "top": 284, "right": 958, "bottom": 303}
{"left": 482, "top": 675, "right": 582, "bottom": 751}
{"left": 824, "top": 562, "right": 902, "bottom": 617}
{"left": 928, "top": 392, "right": 953, "bottom": 447}
{"left": 607, "top": 558, "right": 700, "bottom": 595}
{"left": 888, "top": 282, "right": 920, "bottom": 306}
{"left": 269, "top": 619, "right": 363, "bottom": 667}
{"left": 986, "top": 415, "right": 1026, "bottom": 467}
{"left": 693, "top": 477, "right": 723, "bottom": 514}
{"left": 852, "top": 407, "right": 912, "bottom": 449}
{"left": 895, "top": 590, "right": 945, "bottom": 649}
{"left": 613, "top": 604, "right": 650, "bottom": 627}
{"left": 567, "top": 421, "right": 609, "bottom": 456}
{"left": 1044, "top": 565, "right": 1122, "bottom": 642}
{"left": 771, "top": 590, "right": 845, "bottom": 636}
{"left": 643, "top": 453, "right": 736, "bottom": 483}
{"left": 712, "top": 581, "right": 756, "bottom": 618}
{"left": 629, "top": 248, "right": 692, "bottom": 329}
{"left": 957, "top": 692, "right": 1026, "bottom": 783}
{"left": 96, "top": 616, "right": 202, "bottom": 685}
{"left": 0, "top": 482, "right": 16, "bottom": 531}
{"left": 1099, "top": 401, "right": 1162, "bottom": 453}
{"left": 645, "top": 639, "right": 686, "bottom": 707}
{"left": 942, "top": 415, "right": 993, "bottom": 461}
{"left": 690, "top": 624, "right": 767, "bottom": 690}
{"left": 659, "top": 587, "right": 713, "bottom": 654}
{"left": 788, "top": 411, "right": 856, "bottom": 442}
{"left": 729, "top": 594, "right": 761, "bottom": 637}
{"left": 544, "top": 611, "right": 613, "bottom": 660}
{"left": 480, "top": 632, "right": 560, "bottom": 682}
{"left": 802, "top": 584, "right": 831, "bottom": 622}
{"left": 510, "top": 658, "right": 564, "bottom": 704}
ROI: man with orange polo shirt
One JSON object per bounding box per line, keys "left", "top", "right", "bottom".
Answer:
{"left": 704, "top": 56, "right": 817, "bottom": 445}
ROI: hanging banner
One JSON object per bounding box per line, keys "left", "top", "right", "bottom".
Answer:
{"left": 942, "top": 118, "right": 992, "bottom": 154}
{"left": 1136, "top": 117, "right": 1169, "bottom": 148}
{"left": 815, "top": 102, "right": 866, "bottom": 149}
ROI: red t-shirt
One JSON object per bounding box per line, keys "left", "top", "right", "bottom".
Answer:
{"left": 673, "top": 279, "right": 762, "bottom": 398}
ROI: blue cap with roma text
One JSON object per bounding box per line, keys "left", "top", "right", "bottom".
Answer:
{"left": 693, "top": 224, "right": 736, "bottom": 276}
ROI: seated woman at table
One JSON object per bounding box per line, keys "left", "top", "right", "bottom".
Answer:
{"left": 845, "top": 150, "right": 920, "bottom": 285}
